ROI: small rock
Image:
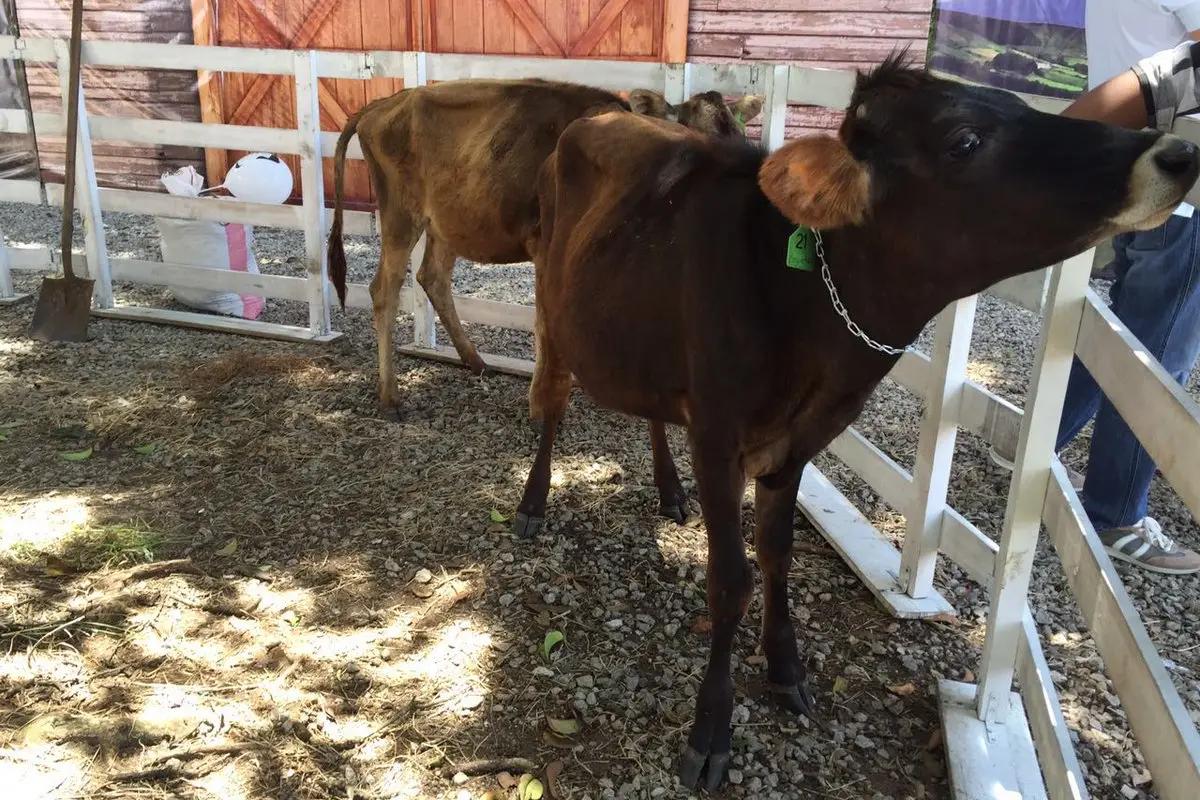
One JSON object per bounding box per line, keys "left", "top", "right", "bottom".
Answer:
{"left": 452, "top": 772, "right": 469, "bottom": 785}
{"left": 533, "top": 666, "right": 554, "bottom": 677}
{"left": 384, "top": 557, "right": 400, "bottom": 573}
{"left": 577, "top": 674, "right": 595, "bottom": 688}
{"left": 415, "top": 568, "right": 433, "bottom": 583}
{"left": 605, "top": 619, "right": 623, "bottom": 630}
{"left": 499, "top": 593, "right": 515, "bottom": 607}
{"left": 855, "top": 735, "right": 875, "bottom": 749}
{"left": 727, "top": 769, "right": 744, "bottom": 785}
{"left": 1120, "top": 786, "right": 1138, "bottom": 799}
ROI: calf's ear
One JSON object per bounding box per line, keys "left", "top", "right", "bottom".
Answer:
{"left": 629, "top": 89, "right": 673, "bottom": 119}
{"left": 759, "top": 135, "right": 870, "bottom": 229}
{"left": 729, "top": 94, "right": 764, "bottom": 125}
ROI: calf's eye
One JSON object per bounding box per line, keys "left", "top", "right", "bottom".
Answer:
{"left": 949, "top": 130, "right": 983, "bottom": 159}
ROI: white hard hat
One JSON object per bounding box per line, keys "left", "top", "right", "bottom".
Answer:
{"left": 220, "top": 152, "right": 293, "bottom": 204}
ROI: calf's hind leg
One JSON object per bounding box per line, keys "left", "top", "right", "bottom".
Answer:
{"left": 754, "top": 459, "right": 815, "bottom": 715}
{"left": 512, "top": 329, "right": 573, "bottom": 539}
{"left": 370, "top": 208, "right": 424, "bottom": 421}
{"left": 416, "top": 232, "right": 488, "bottom": 375}
{"left": 649, "top": 421, "right": 687, "bottom": 523}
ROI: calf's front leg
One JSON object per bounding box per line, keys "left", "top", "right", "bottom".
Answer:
{"left": 755, "top": 459, "right": 815, "bottom": 715}
{"left": 678, "top": 437, "right": 751, "bottom": 792}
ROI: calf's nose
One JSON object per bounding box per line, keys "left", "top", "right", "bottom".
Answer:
{"left": 1154, "top": 137, "right": 1199, "bottom": 176}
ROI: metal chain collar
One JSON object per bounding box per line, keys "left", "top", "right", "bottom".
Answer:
{"left": 812, "top": 229, "right": 909, "bottom": 356}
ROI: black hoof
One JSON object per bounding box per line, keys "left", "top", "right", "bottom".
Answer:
{"left": 678, "top": 746, "right": 730, "bottom": 792}
{"left": 706, "top": 752, "right": 730, "bottom": 792}
{"left": 768, "top": 681, "right": 816, "bottom": 716}
{"left": 511, "top": 512, "right": 543, "bottom": 539}
{"left": 660, "top": 503, "right": 686, "bottom": 525}
{"left": 678, "top": 746, "right": 706, "bottom": 791}
{"left": 382, "top": 405, "right": 403, "bottom": 424}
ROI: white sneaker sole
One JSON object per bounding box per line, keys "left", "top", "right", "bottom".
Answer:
{"left": 1104, "top": 545, "right": 1200, "bottom": 575}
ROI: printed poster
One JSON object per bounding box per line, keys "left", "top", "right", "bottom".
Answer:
{"left": 929, "top": 1, "right": 1087, "bottom": 99}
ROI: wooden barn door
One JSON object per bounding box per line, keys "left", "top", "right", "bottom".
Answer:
{"left": 191, "top": 0, "right": 416, "bottom": 209}
{"left": 422, "top": 1, "right": 688, "bottom": 62}
{"left": 194, "top": 0, "right": 687, "bottom": 208}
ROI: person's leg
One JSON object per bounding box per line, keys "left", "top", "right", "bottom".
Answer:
{"left": 1054, "top": 233, "right": 1135, "bottom": 452}
{"left": 1075, "top": 214, "right": 1200, "bottom": 573}
{"left": 990, "top": 235, "right": 1127, "bottom": 486}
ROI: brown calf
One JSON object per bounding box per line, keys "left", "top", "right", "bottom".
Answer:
{"left": 515, "top": 55, "right": 1199, "bottom": 791}
{"left": 325, "top": 78, "right": 763, "bottom": 420}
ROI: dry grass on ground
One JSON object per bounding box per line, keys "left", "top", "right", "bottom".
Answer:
{"left": 1, "top": 206, "right": 1197, "bottom": 800}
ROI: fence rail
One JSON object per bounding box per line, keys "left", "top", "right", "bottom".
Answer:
{"left": 0, "top": 34, "right": 1197, "bottom": 800}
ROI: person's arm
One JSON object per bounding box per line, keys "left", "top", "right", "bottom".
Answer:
{"left": 1062, "top": 39, "right": 1200, "bottom": 130}
{"left": 1061, "top": 68, "right": 1148, "bottom": 127}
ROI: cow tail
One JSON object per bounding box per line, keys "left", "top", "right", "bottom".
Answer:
{"left": 327, "top": 106, "right": 368, "bottom": 309}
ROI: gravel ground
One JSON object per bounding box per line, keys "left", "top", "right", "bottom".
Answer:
{"left": 1, "top": 204, "right": 1198, "bottom": 800}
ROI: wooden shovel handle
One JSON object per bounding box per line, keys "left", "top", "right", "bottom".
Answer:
{"left": 59, "top": 0, "right": 85, "bottom": 281}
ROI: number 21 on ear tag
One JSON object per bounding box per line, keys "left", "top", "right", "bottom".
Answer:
{"left": 786, "top": 227, "right": 816, "bottom": 272}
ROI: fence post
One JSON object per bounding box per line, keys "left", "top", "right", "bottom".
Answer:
{"left": 975, "top": 252, "right": 1091, "bottom": 724}
{"left": 402, "top": 50, "right": 435, "bottom": 350}
{"left": 0, "top": 221, "right": 29, "bottom": 305}
{"left": 899, "top": 295, "right": 976, "bottom": 597}
{"left": 293, "top": 49, "right": 332, "bottom": 339}
{"left": 663, "top": 62, "right": 687, "bottom": 106}
{"left": 55, "top": 38, "right": 111, "bottom": 309}
{"left": 759, "top": 64, "right": 788, "bottom": 152}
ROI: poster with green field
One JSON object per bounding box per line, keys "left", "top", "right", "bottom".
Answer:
{"left": 929, "top": 1, "right": 1087, "bottom": 99}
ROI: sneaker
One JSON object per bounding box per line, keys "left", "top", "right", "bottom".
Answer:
{"left": 987, "top": 444, "right": 1085, "bottom": 492}
{"left": 1100, "top": 517, "right": 1200, "bottom": 575}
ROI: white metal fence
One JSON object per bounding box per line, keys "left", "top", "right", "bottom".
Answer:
{"left": 0, "top": 35, "right": 1197, "bottom": 800}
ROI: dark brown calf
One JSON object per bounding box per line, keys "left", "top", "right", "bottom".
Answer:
{"left": 325, "top": 78, "right": 762, "bottom": 420}
{"left": 516, "top": 55, "right": 1199, "bottom": 791}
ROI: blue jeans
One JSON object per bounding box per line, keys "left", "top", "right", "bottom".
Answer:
{"left": 1055, "top": 213, "right": 1200, "bottom": 531}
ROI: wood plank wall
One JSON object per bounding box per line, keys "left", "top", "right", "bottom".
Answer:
{"left": 2, "top": 2, "right": 934, "bottom": 195}
{"left": 688, "top": 0, "right": 933, "bottom": 139}
{"left": 14, "top": 0, "right": 204, "bottom": 193}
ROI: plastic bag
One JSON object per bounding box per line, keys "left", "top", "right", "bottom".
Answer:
{"left": 154, "top": 166, "right": 265, "bottom": 320}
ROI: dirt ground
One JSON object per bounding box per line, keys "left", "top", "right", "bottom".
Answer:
{"left": 1, "top": 206, "right": 1198, "bottom": 800}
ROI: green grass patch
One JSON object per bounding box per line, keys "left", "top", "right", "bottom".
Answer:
{"left": 9, "top": 519, "right": 165, "bottom": 572}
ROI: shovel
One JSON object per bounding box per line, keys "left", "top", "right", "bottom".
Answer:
{"left": 28, "top": 0, "right": 92, "bottom": 343}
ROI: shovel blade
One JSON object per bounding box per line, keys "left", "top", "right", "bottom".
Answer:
{"left": 28, "top": 275, "right": 94, "bottom": 343}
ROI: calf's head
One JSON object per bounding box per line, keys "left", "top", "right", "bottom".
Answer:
{"left": 758, "top": 54, "right": 1200, "bottom": 295}
{"left": 628, "top": 89, "right": 763, "bottom": 138}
